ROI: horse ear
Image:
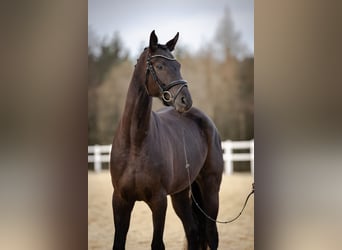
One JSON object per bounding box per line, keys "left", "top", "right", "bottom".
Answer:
{"left": 166, "top": 32, "right": 179, "bottom": 51}
{"left": 149, "top": 30, "right": 158, "bottom": 52}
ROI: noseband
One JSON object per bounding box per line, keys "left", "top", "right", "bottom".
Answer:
{"left": 145, "top": 54, "right": 188, "bottom": 103}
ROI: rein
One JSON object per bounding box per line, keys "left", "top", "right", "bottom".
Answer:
{"left": 182, "top": 130, "right": 254, "bottom": 224}
{"left": 145, "top": 54, "right": 188, "bottom": 104}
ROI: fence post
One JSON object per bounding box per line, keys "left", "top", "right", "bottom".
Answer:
{"left": 223, "top": 140, "right": 233, "bottom": 175}
{"left": 94, "top": 145, "right": 101, "bottom": 173}
{"left": 250, "top": 140, "right": 254, "bottom": 176}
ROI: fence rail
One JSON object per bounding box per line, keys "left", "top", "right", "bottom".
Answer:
{"left": 221, "top": 140, "right": 254, "bottom": 175}
{"left": 88, "top": 140, "right": 254, "bottom": 175}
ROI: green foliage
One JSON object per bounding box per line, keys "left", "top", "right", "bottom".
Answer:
{"left": 96, "top": 33, "right": 128, "bottom": 83}
{"left": 88, "top": 31, "right": 130, "bottom": 145}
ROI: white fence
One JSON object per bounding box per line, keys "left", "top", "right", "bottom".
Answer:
{"left": 88, "top": 140, "right": 254, "bottom": 175}
{"left": 221, "top": 140, "right": 254, "bottom": 175}
{"left": 88, "top": 145, "right": 112, "bottom": 172}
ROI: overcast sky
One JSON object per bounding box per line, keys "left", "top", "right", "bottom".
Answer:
{"left": 88, "top": 0, "right": 254, "bottom": 58}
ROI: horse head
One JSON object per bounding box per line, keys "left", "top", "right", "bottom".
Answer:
{"left": 143, "top": 30, "right": 192, "bottom": 113}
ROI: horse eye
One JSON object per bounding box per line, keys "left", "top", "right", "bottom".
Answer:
{"left": 156, "top": 64, "right": 163, "bottom": 70}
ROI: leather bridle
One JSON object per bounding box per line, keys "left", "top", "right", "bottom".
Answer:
{"left": 145, "top": 53, "right": 188, "bottom": 104}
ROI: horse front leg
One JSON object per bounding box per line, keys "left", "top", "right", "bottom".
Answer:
{"left": 112, "top": 191, "right": 135, "bottom": 250}
{"left": 147, "top": 194, "right": 167, "bottom": 250}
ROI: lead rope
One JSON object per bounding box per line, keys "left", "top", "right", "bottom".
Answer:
{"left": 182, "top": 130, "right": 254, "bottom": 224}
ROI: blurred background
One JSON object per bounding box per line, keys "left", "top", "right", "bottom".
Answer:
{"left": 1, "top": 1, "right": 341, "bottom": 250}
{"left": 88, "top": 0, "right": 254, "bottom": 146}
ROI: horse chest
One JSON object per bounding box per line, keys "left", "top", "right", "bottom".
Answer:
{"left": 111, "top": 148, "right": 168, "bottom": 201}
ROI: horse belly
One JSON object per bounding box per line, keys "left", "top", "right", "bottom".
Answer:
{"left": 168, "top": 154, "right": 207, "bottom": 195}
{"left": 162, "top": 136, "right": 208, "bottom": 195}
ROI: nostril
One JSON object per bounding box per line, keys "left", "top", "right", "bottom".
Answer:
{"left": 181, "top": 96, "right": 186, "bottom": 105}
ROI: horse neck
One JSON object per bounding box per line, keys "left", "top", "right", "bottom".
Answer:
{"left": 118, "top": 62, "right": 153, "bottom": 148}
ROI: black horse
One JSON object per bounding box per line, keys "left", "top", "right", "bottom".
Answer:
{"left": 110, "top": 30, "right": 223, "bottom": 250}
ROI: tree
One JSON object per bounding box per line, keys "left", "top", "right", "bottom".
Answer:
{"left": 88, "top": 30, "right": 130, "bottom": 144}
{"left": 215, "top": 7, "right": 249, "bottom": 60}
{"left": 96, "top": 32, "right": 129, "bottom": 84}
{"left": 237, "top": 57, "right": 254, "bottom": 139}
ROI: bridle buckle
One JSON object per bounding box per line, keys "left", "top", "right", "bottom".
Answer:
{"left": 161, "top": 91, "right": 173, "bottom": 103}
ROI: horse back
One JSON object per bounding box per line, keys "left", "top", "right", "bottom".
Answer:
{"left": 156, "top": 106, "right": 222, "bottom": 149}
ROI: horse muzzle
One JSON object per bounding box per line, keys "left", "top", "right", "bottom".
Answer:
{"left": 173, "top": 86, "right": 192, "bottom": 113}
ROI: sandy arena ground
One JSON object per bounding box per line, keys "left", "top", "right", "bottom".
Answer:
{"left": 88, "top": 172, "right": 254, "bottom": 250}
